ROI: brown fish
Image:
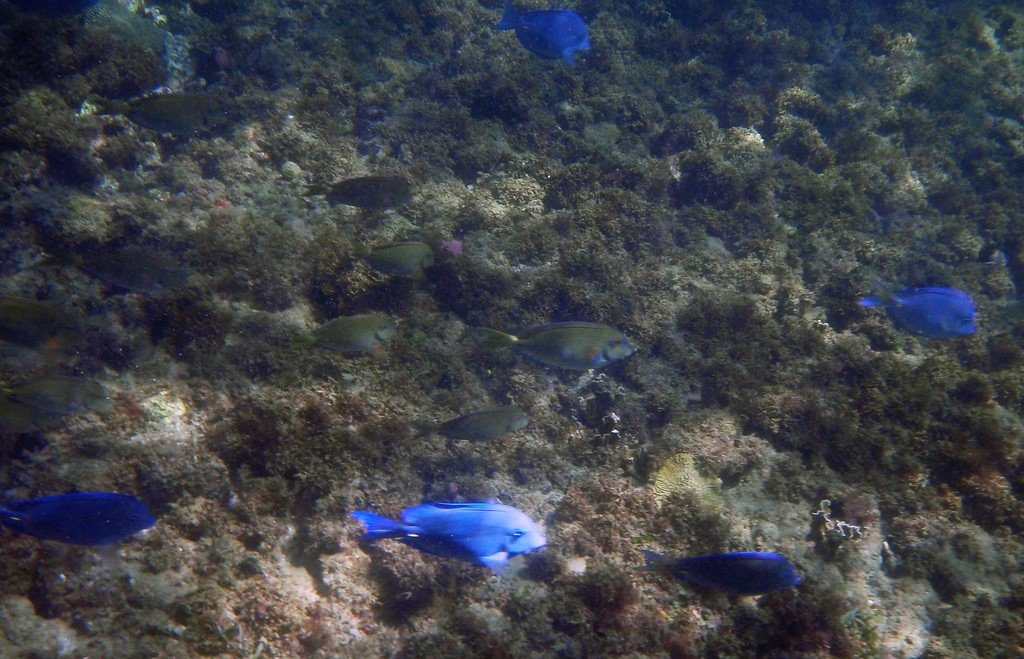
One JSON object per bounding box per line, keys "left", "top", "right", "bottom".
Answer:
{"left": 356, "top": 241, "right": 434, "bottom": 279}
{"left": 0, "top": 296, "right": 80, "bottom": 348}
{"left": 414, "top": 406, "right": 529, "bottom": 441}
{"left": 308, "top": 175, "right": 411, "bottom": 210}
{"left": 294, "top": 313, "right": 396, "bottom": 354}
{"left": 96, "top": 93, "right": 228, "bottom": 134}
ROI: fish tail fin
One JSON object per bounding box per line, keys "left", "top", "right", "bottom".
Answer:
{"left": 411, "top": 419, "right": 438, "bottom": 438}
{"left": 305, "top": 183, "right": 328, "bottom": 198}
{"left": 641, "top": 549, "right": 674, "bottom": 573}
{"left": 353, "top": 243, "right": 372, "bottom": 258}
{"left": 860, "top": 278, "right": 896, "bottom": 307}
{"left": 350, "top": 511, "right": 404, "bottom": 541}
{"left": 465, "top": 327, "right": 519, "bottom": 350}
{"left": 290, "top": 332, "right": 316, "bottom": 350}
{"left": 92, "top": 98, "right": 128, "bottom": 115}
{"left": 496, "top": 0, "right": 518, "bottom": 30}
{"left": 858, "top": 294, "right": 886, "bottom": 308}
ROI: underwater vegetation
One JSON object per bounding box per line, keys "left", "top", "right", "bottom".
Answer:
{"left": 1, "top": 0, "right": 1024, "bottom": 656}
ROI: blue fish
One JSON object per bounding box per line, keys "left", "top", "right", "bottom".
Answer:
{"left": 351, "top": 501, "right": 546, "bottom": 574}
{"left": 0, "top": 492, "right": 155, "bottom": 545}
{"left": 643, "top": 550, "right": 801, "bottom": 596}
{"left": 859, "top": 286, "right": 976, "bottom": 339}
{"left": 496, "top": 1, "right": 589, "bottom": 63}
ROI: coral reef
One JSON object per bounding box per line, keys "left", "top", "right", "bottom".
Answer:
{"left": 2, "top": 0, "right": 1024, "bottom": 656}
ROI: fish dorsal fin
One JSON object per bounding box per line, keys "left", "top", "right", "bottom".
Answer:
{"left": 426, "top": 501, "right": 496, "bottom": 510}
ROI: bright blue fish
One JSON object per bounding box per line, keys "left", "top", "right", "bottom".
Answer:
{"left": 496, "top": 0, "right": 589, "bottom": 63}
{"left": 643, "top": 550, "right": 801, "bottom": 595}
{"left": 352, "top": 501, "right": 546, "bottom": 574}
{"left": 0, "top": 492, "right": 155, "bottom": 545}
{"left": 859, "top": 286, "right": 976, "bottom": 339}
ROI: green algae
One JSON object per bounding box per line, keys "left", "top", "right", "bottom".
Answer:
{"left": 0, "top": 0, "right": 1023, "bottom": 656}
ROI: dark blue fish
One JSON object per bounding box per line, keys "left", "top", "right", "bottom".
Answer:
{"left": 496, "top": 0, "right": 589, "bottom": 63}
{"left": 0, "top": 492, "right": 155, "bottom": 545}
{"left": 859, "top": 286, "right": 976, "bottom": 339}
{"left": 9, "top": 0, "right": 99, "bottom": 15}
{"left": 352, "top": 501, "right": 546, "bottom": 574}
{"left": 643, "top": 550, "right": 801, "bottom": 596}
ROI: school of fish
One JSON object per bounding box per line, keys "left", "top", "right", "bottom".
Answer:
{"left": 0, "top": 0, "right": 993, "bottom": 627}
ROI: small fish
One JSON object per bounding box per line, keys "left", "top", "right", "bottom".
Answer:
{"left": 643, "top": 550, "right": 801, "bottom": 596}
{"left": 351, "top": 501, "right": 546, "bottom": 574}
{"left": 9, "top": 0, "right": 98, "bottom": 14}
{"left": 307, "top": 175, "right": 412, "bottom": 210}
{"left": 95, "top": 94, "right": 228, "bottom": 135}
{"left": 356, "top": 241, "right": 435, "bottom": 279}
{"left": 414, "top": 406, "right": 529, "bottom": 441}
{"left": 0, "top": 296, "right": 80, "bottom": 348}
{"left": 0, "top": 492, "right": 155, "bottom": 545}
{"left": 84, "top": 0, "right": 166, "bottom": 53}
{"left": 468, "top": 322, "right": 634, "bottom": 370}
{"left": 4, "top": 376, "right": 111, "bottom": 416}
{"left": 76, "top": 244, "right": 189, "bottom": 292}
{"left": 296, "top": 313, "right": 396, "bottom": 354}
{"left": 496, "top": 0, "right": 590, "bottom": 63}
{"left": 0, "top": 397, "right": 56, "bottom": 434}
{"left": 859, "top": 286, "right": 976, "bottom": 339}
{"left": 0, "top": 377, "right": 109, "bottom": 433}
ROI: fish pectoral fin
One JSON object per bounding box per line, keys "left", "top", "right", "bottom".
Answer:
{"left": 479, "top": 551, "right": 510, "bottom": 575}
{"left": 466, "top": 328, "right": 519, "bottom": 350}
{"left": 581, "top": 346, "right": 602, "bottom": 365}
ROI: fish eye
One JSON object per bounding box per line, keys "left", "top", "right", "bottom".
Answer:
{"left": 509, "top": 529, "right": 525, "bottom": 539}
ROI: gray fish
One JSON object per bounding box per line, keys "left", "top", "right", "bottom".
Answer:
{"left": 76, "top": 244, "right": 189, "bottom": 292}
{"left": 415, "top": 406, "right": 529, "bottom": 441}
{"left": 0, "top": 296, "right": 80, "bottom": 348}
{"left": 96, "top": 94, "right": 228, "bottom": 134}
{"left": 468, "top": 322, "right": 635, "bottom": 370}
{"left": 296, "top": 313, "right": 396, "bottom": 354}
{"left": 85, "top": 0, "right": 166, "bottom": 52}
{"left": 4, "top": 376, "right": 111, "bottom": 416}
{"left": 308, "top": 175, "right": 412, "bottom": 210}
{"left": 643, "top": 550, "right": 801, "bottom": 596}
{"left": 356, "top": 241, "right": 434, "bottom": 279}
{"left": 0, "top": 397, "right": 57, "bottom": 433}
{"left": 0, "top": 376, "right": 110, "bottom": 433}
